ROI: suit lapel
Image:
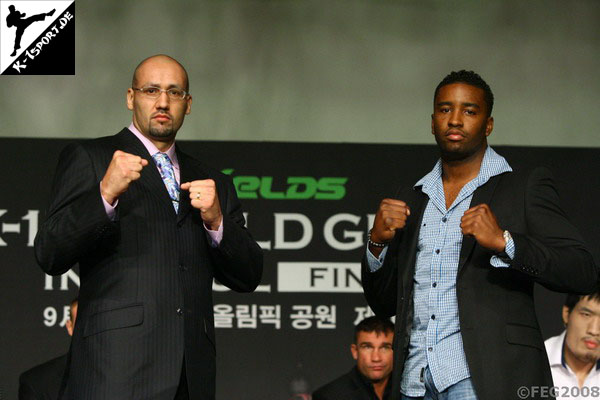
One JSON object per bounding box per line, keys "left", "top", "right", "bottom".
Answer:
{"left": 176, "top": 147, "right": 208, "bottom": 224}
{"left": 457, "top": 174, "right": 502, "bottom": 273}
{"left": 115, "top": 129, "right": 176, "bottom": 214}
{"left": 397, "top": 187, "right": 427, "bottom": 288}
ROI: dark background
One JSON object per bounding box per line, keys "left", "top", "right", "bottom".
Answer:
{"left": 0, "top": 138, "right": 598, "bottom": 399}
{"left": 0, "top": 1, "right": 598, "bottom": 399}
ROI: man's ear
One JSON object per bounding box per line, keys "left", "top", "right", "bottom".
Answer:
{"left": 66, "top": 319, "right": 74, "bottom": 336}
{"left": 126, "top": 88, "right": 134, "bottom": 111}
{"left": 185, "top": 95, "right": 192, "bottom": 115}
{"left": 562, "top": 305, "right": 570, "bottom": 327}
{"left": 485, "top": 116, "right": 494, "bottom": 137}
{"left": 350, "top": 343, "right": 358, "bottom": 360}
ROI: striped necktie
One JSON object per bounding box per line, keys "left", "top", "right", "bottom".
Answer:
{"left": 151, "top": 152, "right": 179, "bottom": 212}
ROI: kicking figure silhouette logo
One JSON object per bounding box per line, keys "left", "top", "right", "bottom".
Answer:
{"left": 6, "top": 4, "right": 54, "bottom": 56}
{"left": 0, "top": 1, "right": 75, "bottom": 75}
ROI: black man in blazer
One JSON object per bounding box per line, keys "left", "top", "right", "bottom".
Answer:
{"left": 362, "top": 70, "right": 597, "bottom": 400}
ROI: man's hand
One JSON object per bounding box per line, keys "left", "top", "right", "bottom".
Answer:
{"left": 100, "top": 150, "right": 148, "bottom": 205}
{"left": 181, "top": 179, "right": 222, "bottom": 230}
{"left": 369, "top": 199, "right": 410, "bottom": 256}
{"left": 460, "top": 204, "right": 505, "bottom": 252}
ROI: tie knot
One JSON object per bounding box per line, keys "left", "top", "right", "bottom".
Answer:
{"left": 152, "top": 152, "right": 172, "bottom": 166}
{"left": 151, "top": 152, "right": 179, "bottom": 212}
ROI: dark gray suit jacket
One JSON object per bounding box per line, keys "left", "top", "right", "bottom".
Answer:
{"left": 312, "top": 367, "right": 389, "bottom": 400}
{"left": 362, "top": 166, "right": 598, "bottom": 400}
{"left": 19, "top": 354, "right": 67, "bottom": 400}
{"left": 34, "top": 128, "right": 263, "bottom": 399}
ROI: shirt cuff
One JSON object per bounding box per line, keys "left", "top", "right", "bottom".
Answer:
{"left": 490, "top": 236, "right": 515, "bottom": 268}
{"left": 204, "top": 220, "right": 223, "bottom": 248}
{"left": 100, "top": 183, "right": 118, "bottom": 221}
{"left": 366, "top": 246, "right": 388, "bottom": 272}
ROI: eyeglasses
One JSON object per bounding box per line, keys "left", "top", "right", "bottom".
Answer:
{"left": 132, "top": 86, "right": 189, "bottom": 100}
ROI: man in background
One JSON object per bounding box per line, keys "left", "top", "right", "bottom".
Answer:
{"left": 19, "top": 298, "right": 78, "bottom": 400}
{"left": 313, "top": 316, "right": 394, "bottom": 400}
{"left": 545, "top": 289, "right": 600, "bottom": 398}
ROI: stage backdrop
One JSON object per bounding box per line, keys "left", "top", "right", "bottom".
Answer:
{"left": 0, "top": 138, "right": 599, "bottom": 399}
{"left": 1, "top": 0, "right": 599, "bottom": 147}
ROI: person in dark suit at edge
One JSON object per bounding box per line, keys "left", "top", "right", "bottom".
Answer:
{"left": 361, "top": 70, "right": 598, "bottom": 400}
{"left": 19, "top": 298, "right": 78, "bottom": 400}
{"left": 34, "top": 54, "right": 263, "bottom": 400}
{"left": 313, "top": 316, "right": 394, "bottom": 400}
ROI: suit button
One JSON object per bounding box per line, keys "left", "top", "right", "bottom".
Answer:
{"left": 442, "top": 217, "right": 447, "bottom": 223}
{"left": 431, "top": 314, "right": 435, "bottom": 320}
{"left": 432, "top": 282, "right": 437, "bottom": 288}
{"left": 176, "top": 308, "right": 183, "bottom": 316}
{"left": 435, "top": 249, "right": 440, "bottom": 254}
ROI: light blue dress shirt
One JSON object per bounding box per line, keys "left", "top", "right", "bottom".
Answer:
{"left": 367, "top": 146, "right": 515, "bottom": 396}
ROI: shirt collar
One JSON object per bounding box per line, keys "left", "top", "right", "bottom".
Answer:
{"left": 128, "top": 123, "right": 178, "bottom": 165}
{"left": 547, "top": 330, "right": 568, "bottom": 368}
{"left": 414, "top": 146, "right": 512, "bottom": 190}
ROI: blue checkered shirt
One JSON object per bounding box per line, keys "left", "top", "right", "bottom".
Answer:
{"left": 367, "top": 146, "right": 514, "bottom": 396}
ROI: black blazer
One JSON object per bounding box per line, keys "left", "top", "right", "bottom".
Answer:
{"left": 19, "top": 354, "right": 67, "bottom": 400}
{"left": 312, "top": 367, "right": 389, "bottom": 400}
{"left": 34, "top": 129, "right": 263, "bottom": 400}
{"left": 362, "top": 166, "right": 598, "bottom": 400}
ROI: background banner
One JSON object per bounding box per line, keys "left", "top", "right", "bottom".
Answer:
{"left": 1, "top": 0, "right": 598, "bottom": 147}
{"left": 1, "top": 137, "right": 598, "bottom": 399}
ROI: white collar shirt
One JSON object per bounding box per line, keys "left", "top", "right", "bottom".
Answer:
{"left": 545, "top": 331, "right": 600, "bottom": 400}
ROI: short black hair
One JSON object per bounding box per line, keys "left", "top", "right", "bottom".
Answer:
{"left": 434, "top": 70, "right": 494, "bottom": 117}
{"left": 354, "top": 316, "right": 394, "bottom": 343}
{"left": 564, "top": 287, "right": 600, "bottom": 313}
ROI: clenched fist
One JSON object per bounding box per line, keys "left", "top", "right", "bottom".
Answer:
{"left": 460, "top": 203, "right": 505, "bottom": 252}
{"left": 100, "top": 150, "right": 148, "bottom": 205}
{"left": 181, "top": 179, "right": 222, "bottom": 230}
{"left": 369, "top": 199, "right": 411, "bottom": 255}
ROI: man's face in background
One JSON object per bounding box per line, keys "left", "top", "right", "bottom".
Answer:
{"left": 351, "top": 330, "right": 394, "bottom": 383}
{"left": 563, "top": 296, "right": 600, "bottom": 365}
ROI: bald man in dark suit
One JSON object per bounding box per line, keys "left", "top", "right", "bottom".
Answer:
{"left": 34, "top": 55, "right": 263, "bottom": 400}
